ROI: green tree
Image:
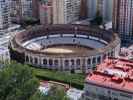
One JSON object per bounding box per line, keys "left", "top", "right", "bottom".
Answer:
{"left": 30, "top": 91, "right": 47, "bottom": 100}
{"left": 48, "top": 85, "right": 68, "bottom": 100}
{"left": 91, "top": 11, "right": 103, "bottom": 25}
{"left": 0, "top": 61, "right": 39, "bottom": 100}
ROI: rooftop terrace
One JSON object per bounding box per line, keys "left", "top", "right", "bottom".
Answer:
{"left": 86, "top": 58, "right": 133, "bottom": 94}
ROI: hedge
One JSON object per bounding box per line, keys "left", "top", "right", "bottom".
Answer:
{"left": 33, "top": 68, "right": 85, "bottom": 89}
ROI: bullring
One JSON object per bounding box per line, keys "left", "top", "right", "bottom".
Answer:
{"left": 9, "top": 24, "right": 120, "bottom": 73}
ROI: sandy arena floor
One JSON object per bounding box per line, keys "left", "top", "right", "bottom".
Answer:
{"left": 41, "top": 45, "right": 93, "bottom": 54}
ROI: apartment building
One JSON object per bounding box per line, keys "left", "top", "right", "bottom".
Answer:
{"left": 53, "top": 0, "right": 81, "bottom": 24}
{"left": 87, "top": 0, "right": 113, "bottom": 22}
{"left": 0, "top": 0, "right": 11, "bottom": 29}
{"left": 10, "top": 0, "right": 33, "bottom": 23}
{"left": 113, "top": 0, "right": 133, "bottom": 45}
{"left": 39, "top": 1, "right": 52, "bottom": 25}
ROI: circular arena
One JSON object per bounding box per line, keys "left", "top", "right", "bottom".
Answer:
{"left": 9, "top": 24, "right": 120, "bottom": 73}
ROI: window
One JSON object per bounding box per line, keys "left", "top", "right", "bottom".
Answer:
{"left": 54, "top": 60, "right": 58, "bottom": 66}
{"left": 92, "top": 57, "right": 96, "bottom": 64}
{"left": 26, "top": 56, "right": 29, "bottom": 62}
{"left": 120, "top": 93, "right": 132, "bottom": 99}
{"left": 71, "top": 59, "right": 75, "bottom": 66}
{"left": 43, "top": 59, "right": 47, "bottom": 65}
{"left": 64, "top": 60, "right": 69, "bottom": 66}
{"left": 30, "top": 57, "right": 33, "bottom": 63}
{"left": 34, "top": 57, "right": 38, "bottom": 64}
{"left": 49, "top": 59, "right": 53, "bottom": 66}
{"left": 97, "top": 56, "right": 101, "bottom": 64}
{"left": 76, "top": 59, "right": 80, "bottom": 66}
{"left": 87, "top": 58, "right": 91, "bottom": 65}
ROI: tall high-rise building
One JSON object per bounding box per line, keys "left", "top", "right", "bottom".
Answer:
{"left": 21, "top": 0, "right": 33, "bottom": 18}
{"left": 32, "top": 0, "right": 40, "bottom": 20}
{"left": 87, "top": 0, "right": 97, "bottom": 20}
{"left": 87, "top": 0, "right": 113, "bottom": 22}
{"left": 0, "top": 0, "right": 11, "bottom": 30}
{"left": 53, "top": 0, "right": 81, "bottom": 24}
{"left": 113, "top": 0, "right": 133, "bottom": 45}
{"left": 10, "top": 0, "right": 33, "bottom": 23}
{"left": 80, "top": 0, "right": 88, "bottom": 19}
{"left": 39, "top": 0, "right": 52, "bottom": 25}
{"left": 10, "top": 0, "right": 22, "bottom": 23}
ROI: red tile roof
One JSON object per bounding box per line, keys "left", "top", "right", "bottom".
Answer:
{"left": 86, "top": 58, "right": 133, "bottom": 94}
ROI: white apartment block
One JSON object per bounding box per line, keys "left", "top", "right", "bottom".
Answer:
{"left": 0, "top": 0, "right": 11, "bottom": 29}
{"left": 21, "top": 0, "right": 32, "bottom": 18}
{"left": 0, "top": 46, "right": 10, "bottom": 63}
{"left": 53, "top": 0, "right": 81, "bottom": 24}
{"left": 10, "top": 0, "right": 33, "bottom": 22}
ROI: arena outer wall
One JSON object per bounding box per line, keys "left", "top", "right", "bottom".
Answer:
{"left": 9, "top": 24, "right": 121, "bottom": 73}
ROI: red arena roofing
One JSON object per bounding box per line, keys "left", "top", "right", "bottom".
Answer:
{"left": 85, "top": 58, "right": 133, "bottom": 94}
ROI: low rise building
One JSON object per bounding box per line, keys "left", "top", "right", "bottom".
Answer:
{"left": 0, "top": 46, "right": 10, "bottom": 63}
{"left": 67, "top": 88, "right": 84, "bottom": 100}
{"left": 119, "top": 45, "right": 133, "bottom": 60}
{"left": 39, "top": 81, "right": 50, "bottom": 95}
{"left": 84, "top": 58, "right": 133, "bottom": 100}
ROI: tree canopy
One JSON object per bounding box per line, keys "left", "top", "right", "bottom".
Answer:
{"left": 90, "top": 11, "right": 103, "bottom": 25}
{"left": 0, "top": 62, "right": 74, "bottom": 100}
{"left": 0, "top": 62, "right": 39, "bottom": 100}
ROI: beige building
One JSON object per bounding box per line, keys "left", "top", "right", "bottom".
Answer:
{"left": 39, "top": 3, "right": 52, "bottom": 25}
{"left": 53, "top": 0, "right": 81, "bottom": 24}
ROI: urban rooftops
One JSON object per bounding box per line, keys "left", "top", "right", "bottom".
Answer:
{"left": 86, "top": 58, "right": 133, "bottom": 94}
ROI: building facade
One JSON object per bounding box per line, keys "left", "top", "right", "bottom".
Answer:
{"left": 113, "top": 0, "right": 133, "bottom": 45}
{"left": 39, "top": 0, "right": 52, "bottom": 25}
{"left": 0, "top": 0, "right": 11, "bottom": 30}
{"left": 32, "top": 0, "right": 40, "bottom": 20}
{"left": 10, "top": 0, "right": 33, "bottom": 23}
{"left": 119, "top": 45, "right": 133, "bottom": 60}
{"left": 87, "top": 0, "right": 113, "bottom": 22}
{"left": 87, "top": 0, "right": 97, "bottom": 20}
{"left": 53, "top": 0, "right": 81, "bottom": 24}
{"left": 84, "top": 58, "right": 133, "bottom": 100}
{"left": 0, "top": 46, "right": 10, "bottom": 63}
{"left": 80, "top": 0, "right": 88, "bottom": 19}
